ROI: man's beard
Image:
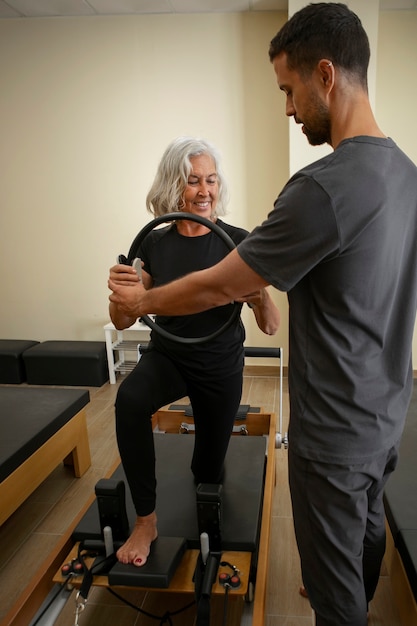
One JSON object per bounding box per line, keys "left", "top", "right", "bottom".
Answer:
{"left": 300, "top": 93, "right": 331, "bottom": 146}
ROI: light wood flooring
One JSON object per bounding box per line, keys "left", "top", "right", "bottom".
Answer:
{"left": 0, "top": 369, "right": 403, "bottom": 625}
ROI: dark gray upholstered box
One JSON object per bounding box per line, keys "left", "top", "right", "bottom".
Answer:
{"left": 0, "top": 340, "right": 40, "bottom": 384}
{"left": 23, "top": 341, "right": 108, "bottom": 386}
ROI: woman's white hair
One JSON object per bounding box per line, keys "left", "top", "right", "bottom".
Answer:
{"left": 146, "top": 136, "right": 229, "bottom": 217}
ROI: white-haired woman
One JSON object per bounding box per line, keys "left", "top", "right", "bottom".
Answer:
{"left": 109, "top": 137, "right": 280, "bottom": 566}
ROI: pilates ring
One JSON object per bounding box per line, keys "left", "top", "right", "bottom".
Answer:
{"left": 126, "top": 212, "right": 240, "bottom": 344}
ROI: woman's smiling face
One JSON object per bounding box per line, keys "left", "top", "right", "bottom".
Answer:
{"left": 182, "top": 154, "right": 218, "bottom": 218}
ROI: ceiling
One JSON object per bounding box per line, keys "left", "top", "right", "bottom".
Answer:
{"left": 0, "top": 0, "right": 415, "bottom": 18}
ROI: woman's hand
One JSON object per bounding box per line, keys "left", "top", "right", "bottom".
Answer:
{"left": 109, "top": 262, "right": 141, "bottom": 286}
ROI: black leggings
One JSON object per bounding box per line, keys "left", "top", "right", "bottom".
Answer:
{"left": 115, "top": 348, "right": 243, "bottom": 516}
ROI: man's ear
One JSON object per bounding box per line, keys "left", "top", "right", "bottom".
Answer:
{"left": 318, "top": 59, "right": 334, "bottom": 88}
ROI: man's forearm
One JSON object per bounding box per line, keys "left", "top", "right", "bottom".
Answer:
{"left": 108, "top": 249, "right": 270, "bottom": 319}
{"left": 139, "top": 269, "right": 231, "bottom": 316}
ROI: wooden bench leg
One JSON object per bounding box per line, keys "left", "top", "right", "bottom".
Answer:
{"left": 63, "top": 408, "right": 91, "bottom": 477}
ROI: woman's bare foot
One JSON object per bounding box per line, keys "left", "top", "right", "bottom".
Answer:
{"left": 116, "top": 511, "right": 158, "bottom": 566}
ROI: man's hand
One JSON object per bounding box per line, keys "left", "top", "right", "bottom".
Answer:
{"left": 108, "top": 262, "right": 146, "bottom": 319}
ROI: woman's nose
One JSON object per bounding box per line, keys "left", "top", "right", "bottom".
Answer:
{"left": 198, "top": 184, "right": 209, "bottom": 196}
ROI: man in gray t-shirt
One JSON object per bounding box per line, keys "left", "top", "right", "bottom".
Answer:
{"left": 240, "top": 135, "right": 417, "bottom": 466}
{"left": 109, "top": 4, "right": 417, "bottom": 624}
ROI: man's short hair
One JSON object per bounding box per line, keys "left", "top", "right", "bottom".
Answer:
{"left": 269, "top": 2, "right": 370, "bottom": 88}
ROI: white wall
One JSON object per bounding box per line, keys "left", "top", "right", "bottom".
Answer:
{"left": 0, "top": 10, "right": 417, "bottom": 367}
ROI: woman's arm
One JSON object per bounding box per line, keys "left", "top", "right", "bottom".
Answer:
{"left": 109, "top": 301, "right": 138, "bottom": 331}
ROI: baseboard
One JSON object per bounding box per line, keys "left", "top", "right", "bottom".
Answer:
{"left": 244, "top": 365, "right": 286, "bottom": 377}
{"left": 248, "top": 365, "right": 415, "bottom": 379}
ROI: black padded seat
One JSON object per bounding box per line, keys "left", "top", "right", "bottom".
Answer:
{"left": 23, "top": 341, "right": 108, "bottom": 386}
{"left": 73, "top": 433, "right": 266, "bottom": 552}
{"left": 244, "top": 346, "right": 281, "bottom": 358}
{"left": 0, "top": 387, "right": 90, "bottom": 481}
{"left": 384, "top": 380, "right": 417, "bottom": 601}
{"left": 0, "top": 339, "right": 39, "bottom": 384}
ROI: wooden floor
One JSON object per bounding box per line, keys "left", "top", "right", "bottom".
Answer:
{"left": 0, "top": 369, "right": 403, "bottom": 625}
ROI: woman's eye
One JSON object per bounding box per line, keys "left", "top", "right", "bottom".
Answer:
{"left": 187, "top": 178, "right": 217, "bottom": 186}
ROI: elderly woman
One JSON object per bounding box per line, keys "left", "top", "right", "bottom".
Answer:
{"left": 108, "top": 136, "right": 279, "bottom": 566}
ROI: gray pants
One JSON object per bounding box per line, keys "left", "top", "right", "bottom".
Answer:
{"left": 289, "top": 443, "right": 399, "bottom": 625}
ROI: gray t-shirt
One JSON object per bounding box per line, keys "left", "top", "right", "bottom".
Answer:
{"left": 238, "top": 136, "right": 417, "bottom": 463}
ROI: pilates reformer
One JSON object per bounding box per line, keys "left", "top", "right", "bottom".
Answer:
{"left": 42, "top": 403, "right": 282, "bottom": 626}
{"left": 38, "top": 340, "right": 284, "bottom": 626}
{"left": 29, "top": 214, "right": 287, "bottom": 626}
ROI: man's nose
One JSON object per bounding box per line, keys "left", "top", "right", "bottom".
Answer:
{"left": 286, "top": 95, "right": 295, "bottom": 117}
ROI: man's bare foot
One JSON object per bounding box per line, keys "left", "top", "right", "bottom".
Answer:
{"left": 116, "top": 511, "right": 158, "bottom": 566}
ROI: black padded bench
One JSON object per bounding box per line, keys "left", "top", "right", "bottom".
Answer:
{"left": 0, "top": 387, "right": 91, "bottom": 525}
{"left": 0, "top": 339, "right": 39, "bottom": 384}
{"left": 23, "top": 341, "right": 108, "bottom": 386}
{"left": 384, "top": 380, "right": 417, "bottom": 607}
{"left": 72, "top": 434, "right": 266, "bottom": 588}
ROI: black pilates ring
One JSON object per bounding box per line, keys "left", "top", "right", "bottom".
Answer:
{"left": 126, "top": 212, "right": 240, "bottom": 344}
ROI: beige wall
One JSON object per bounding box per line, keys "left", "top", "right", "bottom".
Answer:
{"left": 376, "top": 11, "right": 417, "bottom": 366}
{"left": 0, "top": 10, "right": 416, "bottom": 367}
{"left": 0, "top": 12, "right": 289, "bottom": 362}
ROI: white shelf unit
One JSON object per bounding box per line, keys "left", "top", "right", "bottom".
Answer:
{"left": 104, "top": 320, "right": 151, "bottom": 384}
